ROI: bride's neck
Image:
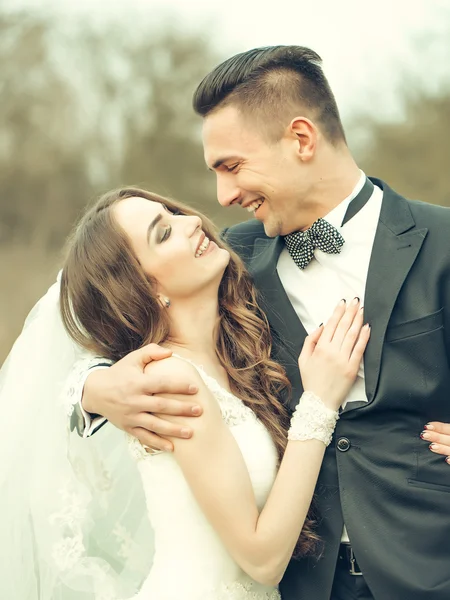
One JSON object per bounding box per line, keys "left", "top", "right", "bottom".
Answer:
{"left": 165, "top": 296, "right": 220, "bottom": 361}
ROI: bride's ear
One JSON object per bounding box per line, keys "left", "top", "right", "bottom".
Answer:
{"left": 156, "top": 294, "right": 171, "bottom": 309}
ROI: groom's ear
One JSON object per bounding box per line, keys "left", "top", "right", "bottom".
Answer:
{"left": 288, "top": 117, "right": 317, "bottom": 162}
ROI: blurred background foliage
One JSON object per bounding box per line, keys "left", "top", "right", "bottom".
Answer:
{"left": 1, "top": 8, "right": 449, "bottom": 362}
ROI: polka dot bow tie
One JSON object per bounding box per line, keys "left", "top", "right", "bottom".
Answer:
{"left": 284, "top": 219, "right": 345, "bottom": 270}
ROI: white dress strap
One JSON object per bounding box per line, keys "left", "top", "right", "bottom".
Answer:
{"left": 171, "top": 353, "right": 259, "bottom": 428}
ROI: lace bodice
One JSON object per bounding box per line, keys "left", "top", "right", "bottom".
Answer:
{"left": 128, "top": 356, "right": 281, "bottom": 600}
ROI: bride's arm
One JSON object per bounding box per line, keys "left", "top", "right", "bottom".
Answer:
{"left": 154, "top": 301, "right": 369, "bottom": 586}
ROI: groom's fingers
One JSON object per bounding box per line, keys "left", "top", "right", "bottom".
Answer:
{"left": 131, "top": 428, "right": 174, "bottom": 452}
{"left": 136, "top": 394, "right": 203, "bottom": 418}
{"left": 133, "top": 411, "right": 193, "bottom": 439}
{"left": 132, "top": 343, "right": 173, "bottom": 367}
{"left": 143, "top": 360, "right": 199, "bottom": 396}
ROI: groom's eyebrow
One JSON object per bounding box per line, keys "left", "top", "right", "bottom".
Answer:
{"left": 146, "top": 213, "right": 163, "bottom": 243}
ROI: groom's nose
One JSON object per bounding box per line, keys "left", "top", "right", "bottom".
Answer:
{"left": 217, "top": 176, "right": 241, "bottom": 207}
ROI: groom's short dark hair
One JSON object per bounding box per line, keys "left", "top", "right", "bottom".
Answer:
{"left": 193, "top": 45, "right": 346, "bottom": 145}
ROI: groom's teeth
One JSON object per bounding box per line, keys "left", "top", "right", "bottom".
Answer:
{"left": 195, "top": 236, "right": 210, "bottom": 257}
{"left": 246, "top": 199, "right": 264, "bottom": 213}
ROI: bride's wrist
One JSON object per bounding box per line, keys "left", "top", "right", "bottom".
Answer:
{"left": 288, "top": 390, "right": 339, "bottom": 447}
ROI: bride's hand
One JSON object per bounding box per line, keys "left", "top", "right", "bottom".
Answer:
{"left": 298, "top": 298, "right": 370, "bottom": 412}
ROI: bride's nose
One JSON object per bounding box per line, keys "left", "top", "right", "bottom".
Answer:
{"left": 187, "top": 215, "right": 203, "bottom": 236}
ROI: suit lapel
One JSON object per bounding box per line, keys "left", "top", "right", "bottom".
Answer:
{"left": 248, "top": 236, "right": 308, "bottom": 404}
{"left": 361, "top": 178, "right": 428, "bottom": 403}
{"left": 249, "top": 236, "right": 308, "bottom": 361}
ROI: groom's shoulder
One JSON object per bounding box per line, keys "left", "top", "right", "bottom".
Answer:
{"left": 376, "top": 177, "right": 450, "bottom": 229}
{"left": 407, "top": 197, "right": 450, "bottom": 225}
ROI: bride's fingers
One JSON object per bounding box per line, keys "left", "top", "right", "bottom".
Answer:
{"left": 340, "top": 306, "right": 364, "bottom": 359}
{"left": 299, "top": 325, "right": 324, "bottom": 362}
{"left": 420, "top": 423, "right": 450, "bottom": 464}
{"left": 347, "top": 323, "right": 371, "bottom": 373}
{"left": 317, "top": 299, "right": 347, "bottom": 345}
{"left": 330, "top": 297, "right": 361, "bottom": 348}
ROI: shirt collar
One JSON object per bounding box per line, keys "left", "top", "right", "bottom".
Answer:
{"left": 322, "top": 170, "right": 366, "bottom": 230}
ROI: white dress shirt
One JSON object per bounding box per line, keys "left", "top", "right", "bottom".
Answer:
{"left": 277, "top": 171, "right": 383, "bottom": 541}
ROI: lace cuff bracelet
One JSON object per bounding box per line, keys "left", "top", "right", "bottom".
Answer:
{"left": 288, "top": 390, "right": 339, "bottom": 446}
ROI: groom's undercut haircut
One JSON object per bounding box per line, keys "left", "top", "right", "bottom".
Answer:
{"left": 193, "top": 45, "right": 346, "bottom": 145}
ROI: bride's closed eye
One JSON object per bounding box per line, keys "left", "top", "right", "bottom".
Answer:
{"left": 160, "top": 225, "right": 172, "bottom": 243}
{"left": 159, "top": 209, "right": 182, "bottom": 242}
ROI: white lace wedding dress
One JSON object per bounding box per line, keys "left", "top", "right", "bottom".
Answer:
{"left": 127, "top": 359, "right": 282, "bottom": 600}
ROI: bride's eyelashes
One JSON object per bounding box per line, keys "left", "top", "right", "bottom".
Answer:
{"left": 157, "top": 207, "right": 184, "bottom": 242}
{"left": 159, "top": 225, "right": 172, "bottom": 243}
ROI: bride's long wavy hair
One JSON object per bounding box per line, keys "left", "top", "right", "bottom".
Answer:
{"left": 60, "top": 186, "right": 320, "bottom": 556}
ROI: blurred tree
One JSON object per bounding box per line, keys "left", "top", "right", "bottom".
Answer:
{"left": 0, "top": 10, "right": 239, "bottom": 362}
{"left": 0, "top": 11, "right": 91, "bottom": 249}
{"left": 78, "top": 25, "right": 237, "bottom": 225}
{"left": 354, "top": 66, "right": 450, "bottom": 207}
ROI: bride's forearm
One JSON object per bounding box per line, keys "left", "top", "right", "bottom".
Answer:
{"left": 214, "top": 392, "right": 336, "bottom": 585}
{"left": 245, "top": 438, "right": 325, "bottom": 585}
{"left": 174, "top": 414, "right": 326, "bottom": 587}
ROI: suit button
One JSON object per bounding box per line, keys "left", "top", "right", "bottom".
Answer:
{"left": 337, "top": 437, "right": 351, "bottom": 452}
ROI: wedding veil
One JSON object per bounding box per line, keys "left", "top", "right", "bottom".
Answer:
{"left": 0, "top": 274, "right": 153, "bottom": 599}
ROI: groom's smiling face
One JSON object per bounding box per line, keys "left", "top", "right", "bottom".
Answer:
{"left": 202, "top": 105, "right": 316, "bottom": 237}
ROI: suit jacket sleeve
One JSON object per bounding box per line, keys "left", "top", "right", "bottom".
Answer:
{"left": 67, "top": 355, "right": 112, "bottom": 437}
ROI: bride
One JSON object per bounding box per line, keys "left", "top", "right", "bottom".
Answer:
{"left": 0, "top": 187, "right": 369, "bottom": 599}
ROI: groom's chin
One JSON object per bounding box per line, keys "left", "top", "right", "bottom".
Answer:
{"left": 262, "top": 219, "right": 282, "bottom": 239}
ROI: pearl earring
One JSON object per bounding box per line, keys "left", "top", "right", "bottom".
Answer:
{"left": 164, "top": 298, "right": 171, "bottom": 308}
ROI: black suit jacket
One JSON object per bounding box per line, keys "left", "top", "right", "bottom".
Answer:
{"left": 223, "top": 179, "right": 450, "bottom": 600}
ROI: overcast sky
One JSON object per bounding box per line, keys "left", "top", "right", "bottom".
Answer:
{"left": 7, "top": 0, "right": 450, "bottom": 122}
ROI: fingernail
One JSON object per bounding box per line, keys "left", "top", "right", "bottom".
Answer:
{"left": 340, "top": 298, "right": 346, "bottom": 304}
{"left": 318, "top": 323, "right": 323, "bottom": 327}
{"left": 364, "top": 323, "right": 370, "bottom": 330}
{"left": 446, "top": 456, "right": 450, "bottom": 465}
{"left": 164, "top": 445, "right": 173, "bottom": 452}
{"left": 420, "top": 431, "right": 431, "bottom": 440}
{"left": 191, "top": 405, "right": 202, "bottom": 415}
{"left": 181, "top": 428, "right": 191, "bottom": 438}
{"left": 188, "top": 384, "right": 198, "bottom": 393}
{"left": 429, "top": 443, "right": 437, "bottom": 450}
{"left": 352, "top": 297, "right": 360, "bottom": 305}
{"left": 424, "top": 423, "right": 435, "bottom": 430}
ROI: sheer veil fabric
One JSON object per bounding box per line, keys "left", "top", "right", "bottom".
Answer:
{"left": 0, "top": 274, "right": 153, "bottom": 599}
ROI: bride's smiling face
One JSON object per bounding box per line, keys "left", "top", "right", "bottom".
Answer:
{"left": 113, "top": 196, "right": 230, "bottom": 301}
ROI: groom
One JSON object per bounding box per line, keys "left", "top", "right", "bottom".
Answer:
{"left": 75, "top": 46, "right": 450, "bottom": 599}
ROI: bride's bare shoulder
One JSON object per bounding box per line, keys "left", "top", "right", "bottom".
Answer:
{"left": 143, "top": 354, "right": 202, "bottom": 380}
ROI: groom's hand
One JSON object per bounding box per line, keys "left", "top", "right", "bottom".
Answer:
{"left": 82, "top": 344, "right": 202, "bottom": 451}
